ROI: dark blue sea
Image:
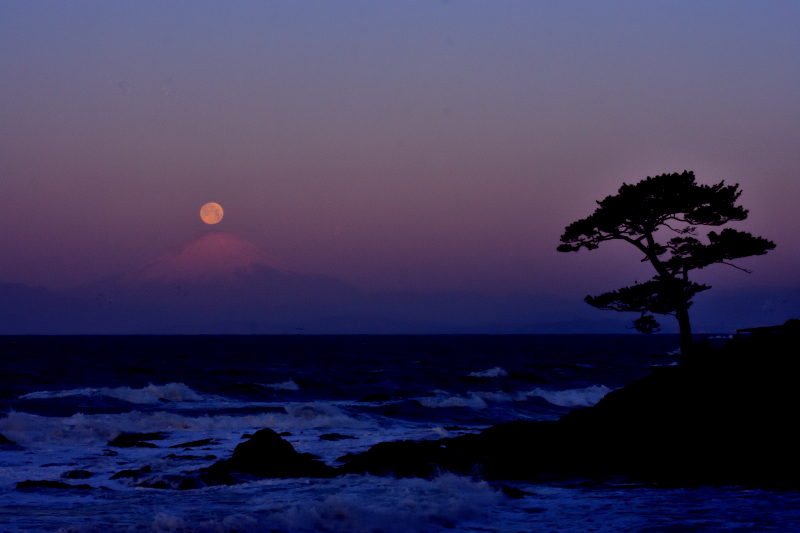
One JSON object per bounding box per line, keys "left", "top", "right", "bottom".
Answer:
{"left": 1, "top": 335, "right": 798, "bottom": 532}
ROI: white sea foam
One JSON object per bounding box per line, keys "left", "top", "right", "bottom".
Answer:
{"left": 19, "top": 382, "right": 203, "bottom": 404}
{"left": 522, "top": 384, "right": 612, "bottom": 408}
{"left": 30, "top": 475, "right": 503, "bottom": 533}
{"left": 261, "top": 379, "right": 300, "bottom": 390}
{"left": 253, "top": 474, "right": 503, "bottom": 533}
{"left": 417, "top": 385, "right": 611, "bottom": 410}
{"left": 419, "top": 392, "right": 490, "bottom": 410}
{"left": 468, "top": 366, "right": 509, "bottom": 378}
{"left": 0, "top": 402, "right": 370, "bottom": 448}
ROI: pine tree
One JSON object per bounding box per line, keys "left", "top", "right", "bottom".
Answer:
{"left": 558, "top": 171, "right": 775, "bottom": 357}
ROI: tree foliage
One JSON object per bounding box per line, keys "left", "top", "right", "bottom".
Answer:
{"left": 558, "top": 171, "right": 775, "bottom": 353}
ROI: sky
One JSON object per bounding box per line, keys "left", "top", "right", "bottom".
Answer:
{"left": 2, "top": 1, "right": 799, "bottom": 303}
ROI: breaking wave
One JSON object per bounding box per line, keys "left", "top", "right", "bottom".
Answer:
{"left": 418, "top": 385, "right": 612, "bottom": 410}
{"left": 19, "top": 382, "right": 203, "bottom": 404}
{"left": 261, "top": 379, "right": 300, "bottom": 391}
{"left": 468, "top": 367, "right": 509, "bottom": 378}
{"left": 0, "top": 402, "right": 369, "bottom": 447}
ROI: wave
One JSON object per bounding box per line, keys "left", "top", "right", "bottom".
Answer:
{"left": 51, "top": 474, "right": 502, "bottom": 533}
{"left": 418, "top": 385, "right": 612, "bottom": 410}
{"left": 249, "top": 474, "right": 503, "bottom": 533}
{"left": 468, "top": 367, "right": 509, "bottom": 378}
{"left": 522, "top": 385, "right": 611, "bottom": 408}
{"left": 0, "top": 402, "right": 370, "bottom": 448}
{"left": 261, "top": 379, "right": 300, "bottom": 391}
{"left": 19, "top": 382, "right": 203, "bottom": 404}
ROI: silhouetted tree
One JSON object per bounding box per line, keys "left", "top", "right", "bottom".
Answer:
{"left": 558, "top": 171, "right": 775, "bottom": 357}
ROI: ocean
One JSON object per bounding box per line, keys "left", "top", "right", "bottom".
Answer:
{"left": 1, "top": 335, "right": 798, "bottom": 532}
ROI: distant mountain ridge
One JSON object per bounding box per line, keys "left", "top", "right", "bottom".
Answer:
{"left": 1, "top": 233, "right": 797, "bottom": 334}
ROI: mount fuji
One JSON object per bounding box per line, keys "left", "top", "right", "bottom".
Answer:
{"left": 0, "top": 232, "right": 670, "bottom": 334}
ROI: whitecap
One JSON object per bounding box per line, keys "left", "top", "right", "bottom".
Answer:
{"left": 468, "top": 366, "right": 509, "bottom": 378}
{"left": 260, "top": 379, "right": 300, "bottom": 391}
{"left": 0, "top": 403, "right": 369, "bottom": 448}
{"left": 418, "top": 393, "right": 489, "bottom": 410}
{"left": 522, "top": 384, "right": 612, "bottom": 408}
{"left": 417, "top": 385, "right": 611, "bottom": 410}
{"left": 19, "top": 382, "right": 203, "bottom": 404}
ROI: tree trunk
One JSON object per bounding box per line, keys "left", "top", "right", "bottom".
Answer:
{"left": 675, "top": 305, "right": 693, "bottom": 360}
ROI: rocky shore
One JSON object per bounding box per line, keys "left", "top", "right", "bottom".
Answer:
{"left": 15, "top": 321, "right": 799, "bottom": 491}
{"left": 336, "top": 322, "right": 800, "bottom": 487}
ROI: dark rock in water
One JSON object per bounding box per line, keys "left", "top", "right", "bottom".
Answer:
{"left": 110, "top": 465, "right": 152, "bottom": 480}
{"left": 338, "top": 324, "right": 800, "bottom": 488}
{"left": 205, "top": 428, "right": 336, "bottom": 481}
{"left": 108, "top": 432, "right": 167, "bottom": 448}
{"left": 0, "top": 433, "right": 23, "bottom": 450}
{"left": 319, "top": 433, "right": 357, "bottom": 441}
{"left": 497, "top": 484, "right": 531, "bottom": 499}
{"left": 169, "top": 438, "right": 215, "bottom": 448}
{"left": 136, "top": 475, "right": 203, "bottom": 490}
{"left": 61, "top": 470, "right": 92, "bottom": 479}
{"left": 165, "top": 453, "right": 216, "bottom": 460}
{"left": 279, "top": 431, "right": 292, "bottom": 437}
{"left": 17, "top": 480, "right": 92, "bottom": 490}
{"left": 359, "top": 393, "right": 392, "bottom": 402}
{"left": 338, "top": 434, "right": 484, "bottom": 479}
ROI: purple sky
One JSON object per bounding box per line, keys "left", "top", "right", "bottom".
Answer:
{"left": 2, "top": 1, "right": 798, "bottom": 300}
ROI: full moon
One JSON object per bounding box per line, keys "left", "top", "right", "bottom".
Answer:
{"left": 200, "top": 202, "right": 224, "bottom": 224}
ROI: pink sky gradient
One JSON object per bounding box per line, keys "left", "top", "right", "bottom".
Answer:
{"left": 2, "top": 2, "right": 798, "bottom": 301}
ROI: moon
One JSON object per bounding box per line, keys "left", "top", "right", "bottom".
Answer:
{"left": 200, "top": 202, "right": 224, "bottom": 224}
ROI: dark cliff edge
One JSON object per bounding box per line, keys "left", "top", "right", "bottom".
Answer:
{"left": 338, "top": 320, "right": 800, "bottom": 488}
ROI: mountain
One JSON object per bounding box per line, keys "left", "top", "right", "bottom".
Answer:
{"left": 2, "top": 232, "right": 796, "bottom": 334}
{"left": 121, "top": 232, "right": 282, "bottom": 286}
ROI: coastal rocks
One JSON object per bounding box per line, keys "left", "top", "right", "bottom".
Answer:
{"left": 1, "top": 433, "right": 23, "bottom": 450}
{"left": 169, "top": 438, "right": 215, "bottom": 448}
{"left": 319, "top": 433, "right": 356, "bottom": 441}
{"left": 16, "top": 480, "right": 92, "bottom": 490}
{"left": 108, "top": 432, "right": 168, "bottom": 448}
{"left": 205, "top": 428, "right": 336, "bottom": 481}
{"left": 61, "top": 469, "right": 92, "bottom": 479}
{"left": 110, "top": 465, "right": 152, "bottom": 480}
{"left": 338, "top": 435, "right": 483, "bottom": 478}
{"left": 339, "top": 326, "right": 800, "bottom": 488}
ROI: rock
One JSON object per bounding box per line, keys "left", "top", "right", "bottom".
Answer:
{"left": 338, "top": 435, "right": 483, "bottom": 478}
{"left": 205, "top": 428, "right": 336, "bottom": 481}
{"left": 61, "top": 470, "right": 92, "bottom": 479}
{"left": 17, "top": 480, "right": 92, "bottom": 490}
{"left": 169, "top": 438, "right": 215, "bottom": 448}
{"left": 110, "top": 466, "right": 152, "bottom": 480}
{"left": 497, "top": 484, "right": 531, "bottom": 499}
{"left": 165, "top": 453, "right": 216, "bottom": 460}
{"left": 108, "top": 432, "right": 168, "bottom": 448}
{"left": 358, "top": 393, "right": 392, "bottom": 402}
{"left": 319, "top": 433, "right": 357, "bottom": 441}
{"left": 136, "top": 475, "right": 204, "bottom": 490}
{"left": 338, "top": 327, "right": 800, "bottom": 488}
{"left": 0, "top": 433, "right": 23, "bottom": 450}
